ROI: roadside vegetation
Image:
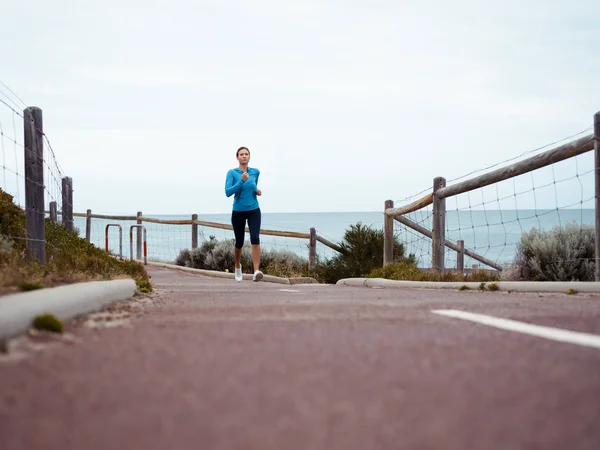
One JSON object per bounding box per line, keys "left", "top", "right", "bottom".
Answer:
{"left": 0, "top": 188, "right": 151, "bottom": 294}
{"left": 506, "top": 224, "right": 595, "bottom": 282}
{"left": 176, "top": 220, "right": 593, "bottom": 285}
{"left": 176, "top": 237, "right": 310, "bottom": 279}
{"left": 175, "top": 222, "right": 498, "bottom": 284}
{"left": 367, "top": 262, "right": 499, "bottom": 283}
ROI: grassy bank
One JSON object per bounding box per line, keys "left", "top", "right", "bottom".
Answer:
{"left": 0, "top": 188, "right": 151, "bottom": 294}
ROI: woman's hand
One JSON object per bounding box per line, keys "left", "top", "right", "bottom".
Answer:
{"left": 255, "top": 189, "right": 262, "bottom": 196}
{"left": 241, "top": 172, "right": 249, "bottom": 182}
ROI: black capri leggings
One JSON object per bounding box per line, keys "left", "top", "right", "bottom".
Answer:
{"left": 231, "top": 208, "right": 261, "bottom": 248}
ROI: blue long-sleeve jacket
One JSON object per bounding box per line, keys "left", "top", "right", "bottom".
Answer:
{"left": 225, "top": 167, "right": 260, "bottom": 211}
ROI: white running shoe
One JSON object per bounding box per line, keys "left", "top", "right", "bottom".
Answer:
{"left": 253, "top": 270, "right": 264, "bottom": 282}
{"left": 235, "top": 265, "right": 243, "bottom": 282}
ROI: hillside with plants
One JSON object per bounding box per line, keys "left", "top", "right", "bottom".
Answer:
{"left": 0, "top": 188, "right": 151, "bottom": 294}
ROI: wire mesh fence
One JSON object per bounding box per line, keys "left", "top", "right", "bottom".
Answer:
{"left": 68, "top": 212, "right": 343, "bottom": 274}
{"left": 1, "top": 89, "right": 70, "bottom": 262}
{"left": 389, "top": 123, "right": 598, "bottom": 274}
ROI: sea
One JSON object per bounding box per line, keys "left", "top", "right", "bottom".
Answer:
{"left": 73, "top": 209, "right": 595, "bottom": 270}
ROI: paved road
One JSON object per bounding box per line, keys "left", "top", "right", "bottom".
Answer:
{"left": 2, "top": 266, "right": 600, "bottom": 450}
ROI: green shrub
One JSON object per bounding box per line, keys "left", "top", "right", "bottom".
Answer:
{"left": 32, "top": 313, "right": 64, "bottom": 333}
{"left": 174, "top": 248, "right": 191, "bottom": 267}
{"left": 175, "top": 238, "right": 308, "bottom": 277}
{"left": 368, "top": 260, "right": 422, "bottom": 281}
{"left": 313, "top": 222, "right": 416, "bottom": 284}
{"left": 0, "top": 188, "right": 26, "bottom": 253}
{"left": 513, "top": 223, "right": 595, "bottom": 281}
{"left": 19, "top": 281, "right": 44, "bottom": 291}
{"left": 136, "top": 279, "right": 153, "bottom": 293}
{"left": 175, "top": 238, "right": 220, "bottom": 268}
{"left": 204, "top": 240, "right": 249, "bottom": 271}
{"left": 261, "top": 248, "right": 308, "bottom": 277}
{"left": 487, "top": 282, "right": 499, "bottom": 291}
{"left": 0, "top": 236, "right": 14, "bottom": 255}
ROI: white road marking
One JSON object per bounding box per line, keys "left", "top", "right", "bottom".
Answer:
{"left": 432, "top": 309, "right": 600, "bottom": 350}
{"left": 279, "top": 289, "right": 301, "bottom": 293}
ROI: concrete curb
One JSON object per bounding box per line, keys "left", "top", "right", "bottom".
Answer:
{"left": 0, "top": 279, "right": 137, "bottom": 341}
{"left": 146, "top": 261, "right": 292, "bottom": 285}
{"left": 336, "top": 278, "right": 600, "bottom": 293}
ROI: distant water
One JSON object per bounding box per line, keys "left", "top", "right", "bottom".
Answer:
{"left": 73, "top": 209, "right": 595, "bottom": 270}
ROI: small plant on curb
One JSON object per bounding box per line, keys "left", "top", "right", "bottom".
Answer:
{"left": 487, "top": 283, "right": 499, "bottom": 291}
{"left": 566, "top": 288, "right": 577, "bottom": 295}
{"left": 19, "top": 281, "right": 44, "bottom": 291}
{"left": 459, "top": 285, "right": 470, "bottom": 291}
{"left": 479, "top": 282, "right": 486, "bottom": 291}
{"left": 136, "top": 279, "right": 153, "bottom": 293}
{"left": 32, "top": 313, "right": 64, "bottom": 333}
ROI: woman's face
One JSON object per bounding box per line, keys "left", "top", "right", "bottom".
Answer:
{"left": 237, "top": 149, "right": 250, "bottom": 164}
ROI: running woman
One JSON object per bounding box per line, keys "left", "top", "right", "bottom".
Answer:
{"left": 225, "top": 146, "right": 263, "bottom": 282}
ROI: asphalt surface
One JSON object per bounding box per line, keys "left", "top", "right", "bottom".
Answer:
{"left": 2, "top": 266, "right": 600, "bottom": 450}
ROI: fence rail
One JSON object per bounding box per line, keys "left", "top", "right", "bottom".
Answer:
{"left": 385, "top": 133, "right": 595, "bottom": 218}
{"left": 49, "top": 210, "right": 344, "bottom": 268}
{"left": 436, "top": 133, "right": 594, "bottom": 200}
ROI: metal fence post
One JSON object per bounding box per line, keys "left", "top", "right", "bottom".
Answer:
{"left": 136, "top": 211, "right": 142, "bottom": 259}
{"left": 384, "top": 200, "right": 394, "bottom": 266}
{"left": 432, "top": 177, "right": 446, "bottom": 273}
{"left": 23, "top": 106, "right": 45, "bottom": 263}
{"left": 105, "top": 224, "right": 123, "bottom": 258}
{"left": 130, "top": 225, "right": 147, "bottom": 265}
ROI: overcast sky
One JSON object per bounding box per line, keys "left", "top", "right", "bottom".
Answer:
{"left": 1, "top": 0, "right": 599, "bottom": 215}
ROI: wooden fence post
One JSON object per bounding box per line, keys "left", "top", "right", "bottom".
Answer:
{"left": 23, "top": 106, "right": 45, "bottom": 263}
{"left": 61, "top": 178, "right": 67, "bottom": 227}
{"left": 136, "top": 211, "right": 142, "bottom": 259}
{"left": 457, "top": 239, "right": 464, "bottom": 273}
{"left": 384, "top": 199, "right": 394, "bottom": 266}
{"left": 309, "top": 227, "right": 317, "bottom": 275}
{"left": 61, "top": 176, "right": 73, "bottom": 231}
{"left": 49, "top": 201, "right": 57, "bottom": 222}
{"left": 68, "top": 178, "right": 73, "bottom": 231}
{"left": 86, "top": 209, "right": 92, "bottom": 242}
{"left": 192, "top": 214, "right": 198, "bottom": 249}
{"left": 595, "top": 111, "right": 600, "bottom": 281}
{"left": 432, "top": 177, "right": 446, "bottom": 273}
